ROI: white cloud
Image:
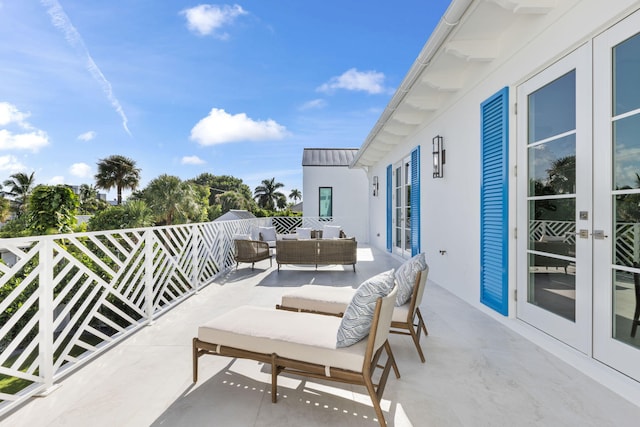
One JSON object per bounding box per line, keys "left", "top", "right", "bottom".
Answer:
{"left": 0, "top": 102, "right": 50, "bottom": 152}
{"left": 317, "top": 68, "right": 386, "bottom": 94}
{"left": 41, "top": 0, "right": 131, "bottom": 135}
{"left": 0, "top": 129, "right": 49, "bottom": 152}
{"left": 77, "top": 131, "right": 96, "bottom": 141}
{"left": 190, "top": 108, "right": 288, "bottom": 146}
{"left": 0, "top": 102, "right": 30, "bottom": 126}
{"left": 48, "top": 175, "right": 65, "bottom": 185}
{"left": 69, "top": 162, "right": 92, "bottom": 178}
{"left": 181, "top": 155, "right": 205, "bottom": 165}
{"left": 299, "top": 99, "right": 327, "bottom": 110}
{"left": 181, "top": 4, "right": 247, "bottom": 38}
{"left": 0, "top": 155, "right": 27, "bottom": 173}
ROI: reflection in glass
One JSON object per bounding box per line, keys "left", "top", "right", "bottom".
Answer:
{"left": 528, "top": 135, "right": 576, "bottom": 196}
{"left": 528, "top": 71, "right": 576, "bottom": 143}
{"left": 528, "top": 253, "right": 576, "bottom": 322}
{"left": 614, "top": 196, "right": 640, "bottom": 267}
{"left": 612, "top": 269, "right": 640, "bottom": 349}
{"left": 614, "top": 32, "right": 640, "bottom": 117}
{"left": 613, "top": 114, "right": 640, "bottom": 189}
{"left": 529, "top": 198, "right": 575, "bottom": 222}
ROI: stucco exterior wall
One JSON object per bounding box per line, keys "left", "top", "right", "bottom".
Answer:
{"left": 365, "top": 0, "right": 640, "bottom": 309}
{"left": 303, "top": 165, "right": 369, "bottom": 242}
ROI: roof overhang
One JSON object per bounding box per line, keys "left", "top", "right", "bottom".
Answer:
{"left": 351, "top": 0, "right": 559, "bottom": 169}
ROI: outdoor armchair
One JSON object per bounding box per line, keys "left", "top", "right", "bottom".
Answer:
{"left": 233, "top": 239, "right": 272, "bottom": 270}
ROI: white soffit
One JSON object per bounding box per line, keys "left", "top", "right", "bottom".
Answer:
{"left": 351, "top": 0, "right": 558, "bottom": 169}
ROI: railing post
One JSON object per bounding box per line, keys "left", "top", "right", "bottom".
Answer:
{"left": 145, "top": 230, "right": 155, "bottom": 325}
{"left": 192, "top": 225, "right": 201, "bottom": 294}
{"left": 36, "top": 238, "right": 59, "bottom": 396}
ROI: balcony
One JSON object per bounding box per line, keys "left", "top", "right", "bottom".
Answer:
{"left": 1, "top": 219, "right": 639, "bottom": 426}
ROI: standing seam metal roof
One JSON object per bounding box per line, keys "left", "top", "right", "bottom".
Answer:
{"left": 302, "top": 148, "right": 359, "bottom": 166}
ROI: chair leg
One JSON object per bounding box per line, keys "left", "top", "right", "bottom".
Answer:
{"left": 363, "top": 373, "right": 387, "bottom": 427}
{"left": 385, "top": 340, "right": 400, "bottom": 379}
{"left": 192, "top": 338, "right": 199, "bottom": 383}
{"left": 408, "top": 323, "right": 426, "bottom": 363}
{"left": 632, "top": 305, "right": 639, "bottom": 338}
{"left": 270, "top": 353, "right": 278, "bottom": 403}
{"left": 416, "top": 308, "right": 428, "bottom": 336}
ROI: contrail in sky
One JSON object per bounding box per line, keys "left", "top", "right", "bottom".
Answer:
{"left": 41, "top": 0, "right": 132, "bottom": 136}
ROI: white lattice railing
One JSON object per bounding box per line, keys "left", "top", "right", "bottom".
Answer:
{"left": 529, "top": 220, "right": 640, "bottom": 266}
{"left": 0, "top": 218, "right": 281, "bottom": 416}
{"left": 0, "top": 215, "right": 356, "bottom": 416}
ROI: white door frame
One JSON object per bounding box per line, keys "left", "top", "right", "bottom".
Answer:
{"left": 516, "top": 42, "right": 593, "bottom": 354}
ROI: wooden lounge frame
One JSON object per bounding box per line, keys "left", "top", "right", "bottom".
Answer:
{"left": 193, "top": 287, "right": 399, "bottom": 427}
{"left": 277, "top": 267, "right": 429, "bottom": 362}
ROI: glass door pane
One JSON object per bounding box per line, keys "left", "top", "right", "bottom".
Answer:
{"left": 526, "top": 71, "right": 577, "bottom": 321}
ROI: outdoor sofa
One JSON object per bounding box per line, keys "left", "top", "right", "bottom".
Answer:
{"left": 275, "top": 237, "right": 357, "bottom": 271}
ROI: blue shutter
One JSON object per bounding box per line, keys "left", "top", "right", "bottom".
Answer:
{"left": 410, "top": 146, "right": 420, "bottom": 256}
{"left": 480, "top": 87, "right": 509, "bottom": 316}
{"left": 386, "top": 164, "right": 392, "bottom": 252}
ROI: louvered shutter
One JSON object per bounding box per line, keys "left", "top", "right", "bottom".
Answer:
{"left": 386, "top": 164, "right": 392, "bottom": 252}
{"left": 411, "top": 146, "right": 420, "bottom": 256}
{"left": 480, "top": 87, "right": 509, "bottom": 316}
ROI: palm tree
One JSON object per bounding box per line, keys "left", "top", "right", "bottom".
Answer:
{"left": 289, "top": 189, "right": 302, "bottom": 203}
{"left": 95, "top": 155, "right": 141, "bottom": 205}
{"left": 141, "top": 174, "right": 200, "bottom": 225}
{"left": 254, "top": 178, "right": 285, "bottom": 211}
{"left": 2, "top": 171, "right": 35, "bottom": 216}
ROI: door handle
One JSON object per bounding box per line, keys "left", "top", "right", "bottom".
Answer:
{"left": 591, "top": 230, "right": 608, "bottom": 239}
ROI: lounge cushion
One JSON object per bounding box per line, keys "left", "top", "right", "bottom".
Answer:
{"left": 198, "top": 306, "right": 369, "bottom": 372}
{"left": 259, "top": 226, "right": 277, "bottom": 242}
{"left": 395, "top": 253, "right": 427, "bottom": 306}
{"left": 336, "top": 269, "right": 395, "bottom": 347}
{"left": 282, "top": 285, "right": 355, "bottom": 314}
{"left": 296, "top": 227, "right": 312, "bottom": 239}
{"left": 322, "top": 225, "right": 342, "bottom": 239}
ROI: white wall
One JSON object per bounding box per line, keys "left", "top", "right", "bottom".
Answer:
{"left": 366, "top": 0, "right": 640, "bottom": 309}
{"left": 303, "top": 165, "right": 369, "bottom": 242}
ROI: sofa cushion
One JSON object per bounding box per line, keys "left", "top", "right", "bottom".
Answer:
{"left": 395, "top": 253, "right": 427, "bottom": 306}
{"left": 296, "top": 227, "right": 312, "bottom": 239}
{"left": 259, "top": 226, "right": 277, "bottom": 242}
{"left": 322, "top": 225, "right": 342, "bottom": 239}
{"left": 336, "top": 269, "right": 395, "bottom": 347}
{"left": 232, "top": 233, "right": 251, "bottom": 241}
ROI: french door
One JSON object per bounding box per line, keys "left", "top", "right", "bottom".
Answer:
{"left": 516, "top": 43, "right": 593, "bottom": 354}
{"left": 393, "top": 156, "right": 412, "bottom": 258}
{"left": 593, "top": 11, "right": 640, "bottom": 381}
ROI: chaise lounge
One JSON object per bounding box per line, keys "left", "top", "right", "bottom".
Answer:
{"left": 193, "top": 270, "right": 399, "bottom": 427}
{"left": 277, "top": 254, "right": 429, "bottom": 362}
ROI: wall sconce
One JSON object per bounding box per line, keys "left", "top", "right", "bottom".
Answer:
{"left": 372, "top": 176, "right": 379, "bottom": 197}
{"left": 432, "top": 135, "right": 445, "bottom": 178}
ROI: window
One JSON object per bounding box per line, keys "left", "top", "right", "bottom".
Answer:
{"left": 319, "top": 187, "right": 332, "bottom": 217}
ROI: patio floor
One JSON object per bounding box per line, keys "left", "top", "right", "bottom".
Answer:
{"left": 1, "top": 245, "right": 639, "bottom": 426}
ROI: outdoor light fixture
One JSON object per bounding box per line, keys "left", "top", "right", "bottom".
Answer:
{"left": 372, "top": 176, "right": 379, "bottom": 196}
{"left": 432, "top": 135, "right": 445, "bottom": 178}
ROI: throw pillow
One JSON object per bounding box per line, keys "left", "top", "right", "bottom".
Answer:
{"left": 322, "top": 225, "right": 342, "bottom": 239}
{"left": 336, "top": 269, "right": 395, "bottom": 348}
{"left": 232, "top": 233, "right": 251, "bottom": 241}
{"left": 258, "top": 226, "right": 277, "bottom": 242}
{"left": 296, "top": 227, "right": 312, "bottom": 239}
{"left": 394, "top": 253, "right": 427, "bottom": 306}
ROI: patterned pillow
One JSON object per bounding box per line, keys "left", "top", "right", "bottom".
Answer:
{"left": 394, "top": 253, "right": 427, "bottom": 306}
{"left": 336, "top": 269, "right": 395, "bottom": 348}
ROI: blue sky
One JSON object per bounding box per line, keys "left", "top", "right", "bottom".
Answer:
{"left": 0, "top": 0, "right": 450, "bottom": 202}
